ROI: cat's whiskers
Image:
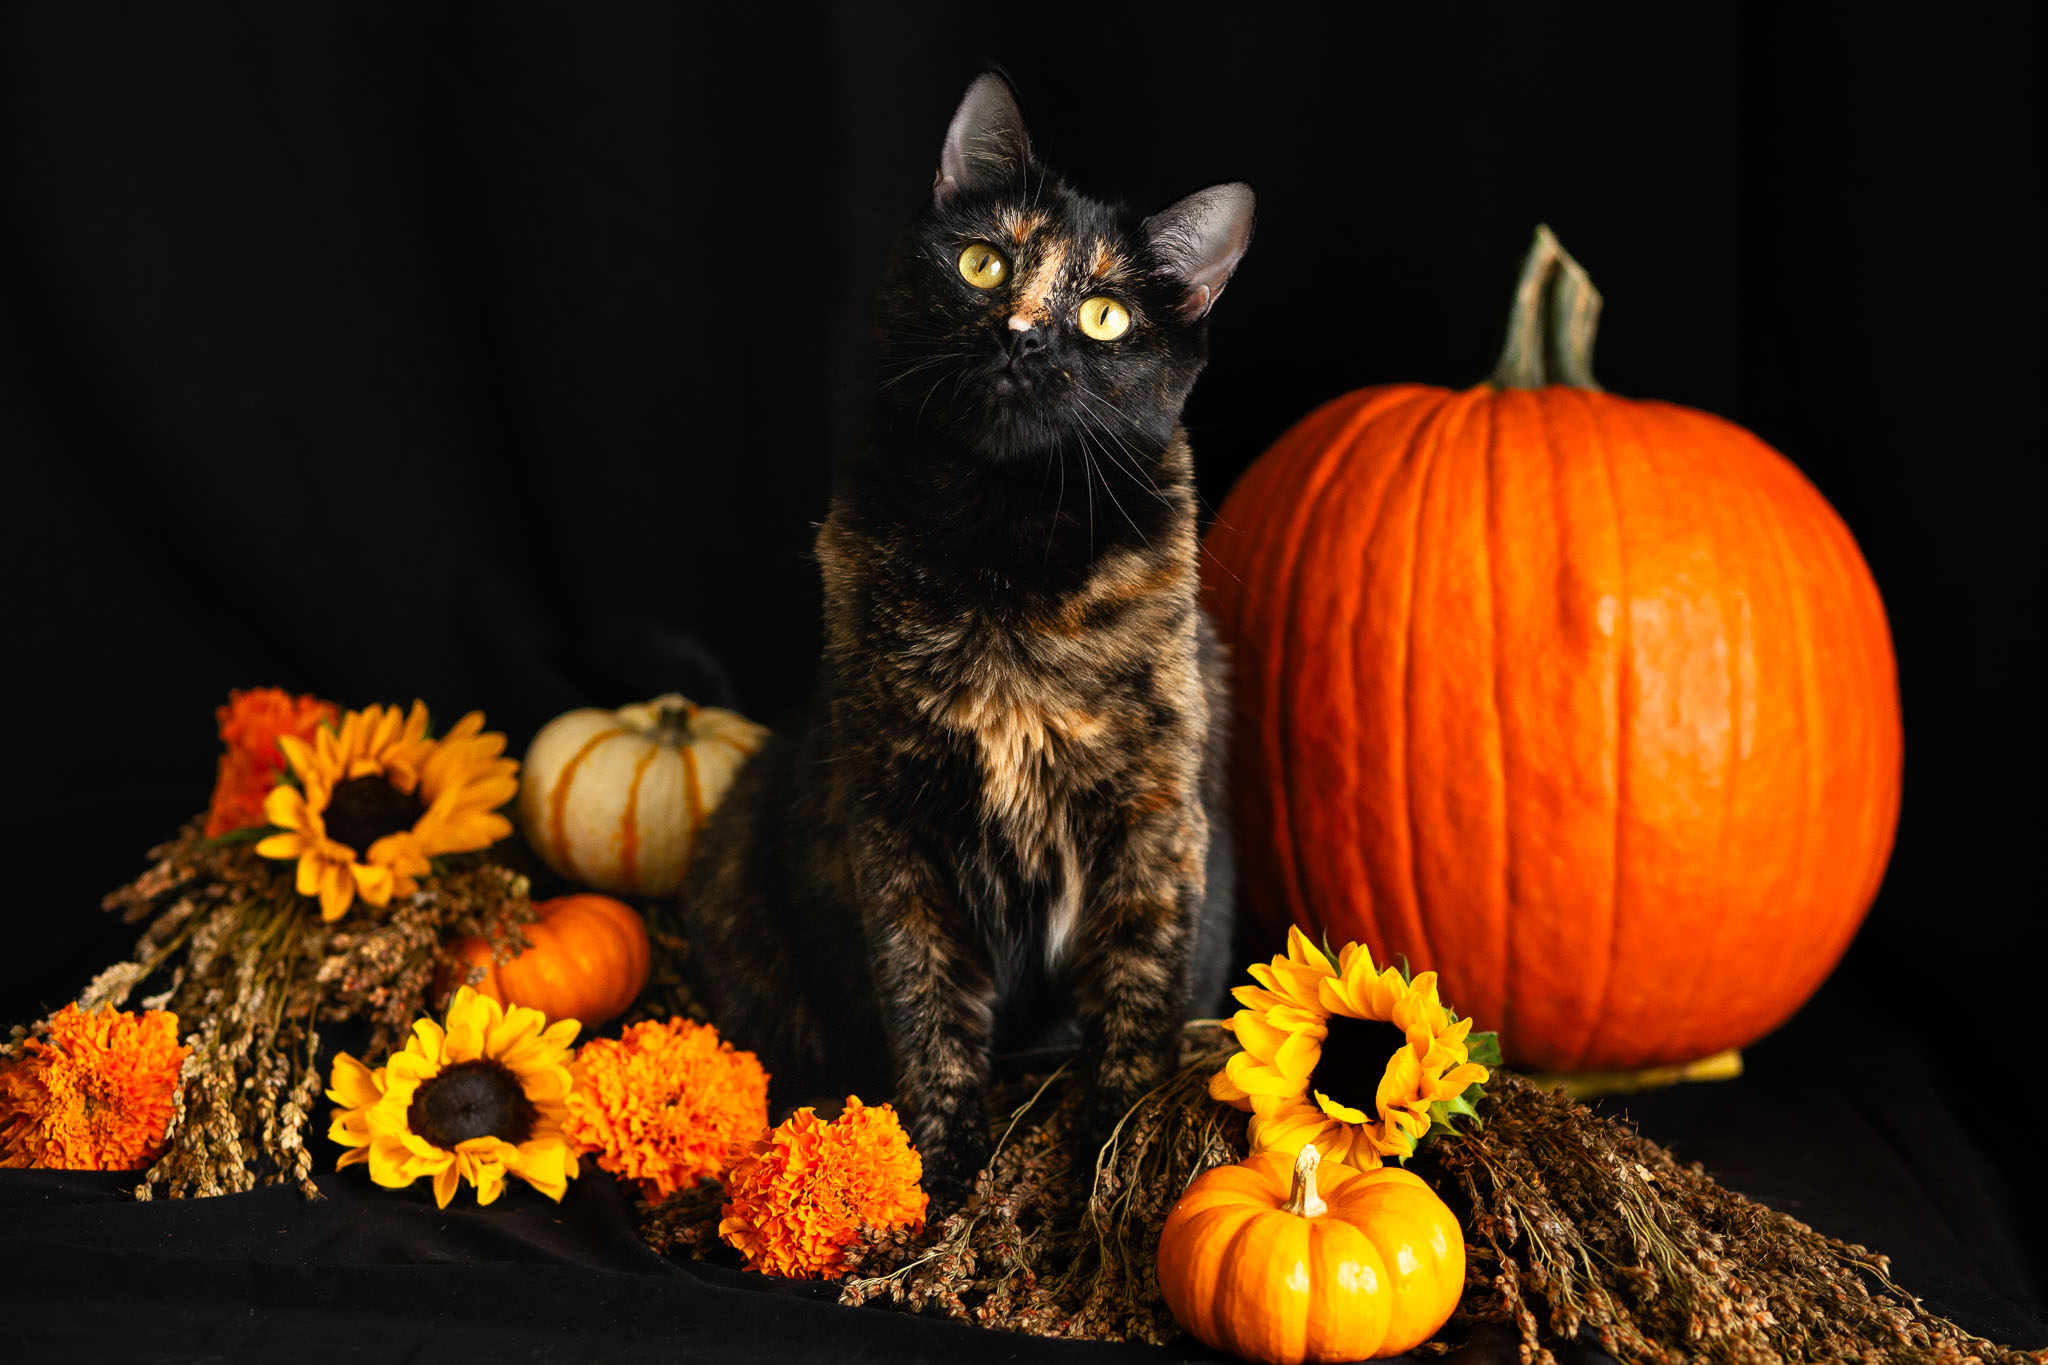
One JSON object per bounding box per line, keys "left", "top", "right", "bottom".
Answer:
{"left": 1074, "top": 433, "right": 1149, "bottom": 549}
{"left": 1077, "top": 370, "right": 1218, "bottom": 501}
{"left": 1042, "top": 445, "right": 1069, "bottom": 563}
{"left": 1080, "top": 411, "right": 1160, "bottom": 501}
{"left": 1071, "top": 388, "right": 1172, "bottom": 509}
{"left": 915, "top": 367, "right": 959, "bottom": 426}
{"left": 1077, "top": 443, "right": 1098, "bottom": 557}
{"left": 877, "top": 351, "right": 972, "bottom": 393}
{"left": 1069, "top": 380, "right": 1148, "bottom": 456}
{"left": 1075, "top": 379, "right": 1227, "bottom": 522}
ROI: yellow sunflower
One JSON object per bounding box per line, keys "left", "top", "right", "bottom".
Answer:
{"left": 326, "top": 986, "right": 580, "bottom": 1208}
{"left": 1210, "top": 926, "right": 1493, "bottom": 1170}
{"left": 255, "top": 701, "right": 518, "bottom": 920}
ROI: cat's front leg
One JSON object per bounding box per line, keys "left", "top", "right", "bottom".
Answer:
{"left": 1072, "top": 810, "right": 1205, "bottom": 1157}
{"left": 854, "top": 825, "right": 997, "bottom": 1207}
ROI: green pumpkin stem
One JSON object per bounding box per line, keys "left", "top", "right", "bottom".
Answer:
{"left": 1489, "top": 224, "right": 1603, "bottom": 391}
{"left": 1281, "top": 1143, "right": 1328, "bottom": 1219}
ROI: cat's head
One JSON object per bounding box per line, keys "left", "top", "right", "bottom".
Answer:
{"left": 875, "top": 72, "right": 1254, "bottom": 463}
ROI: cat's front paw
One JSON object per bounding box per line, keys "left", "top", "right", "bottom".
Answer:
{"left": 917, "top": 1140, "right": 989, "bottom": 1216}
{"left": 1067, "top": 1081, "right": 1147, "bottom": 1201}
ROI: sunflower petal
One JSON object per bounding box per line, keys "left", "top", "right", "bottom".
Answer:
{"left": 1230, "top": 982, "right": 1285, "bottom": 1013}
{"left": 513, "top": 1138, "right": 573, "bottom": 1202}
{"left": 262, "top": 783, "right": 309, "bottom": 831}
{"left": 1229, "top": 1010, "right": 1289, "bottom": 1061}
{"left": 486, "top": 1003, "right": 544, "bottom": 1059}
{"left": 443, "top": 990, "right": 496, "bottom": 1062}
{"left": 1285, "top": 925, "right": 1334, "bottom": 976}
{"left": 1318, "top": 974, "right": 1370, "bottom": 1020}
{"left": 317, "top": 861, "right": 354, "bottom": 920}
{"left": 1209, "top": 1065, "right": 1251, "bottom": 1106}
{"left": 540, "top": 1018, "right": 581, "bottom": 1052}
{"left": 1313, "top": 1090, "right": 1372, "bottom": 1126}
{"left": 326, "top": 1053, "right": 383, "bottom": 1109}
{"left": 1248, "top": 1100, "right": 1337, "bottom": 1159}
{"left": 1271, "top": 1027, "right": 1321, "bottom": 1084}
{"left": 367, "top": 1136, "right": 418, "bottom": 1189}
{"left": 1267, "top": 958, "right": 1329, "bottom": 1007}
{"left": 352, "top": 861, "right": 395, "bottom": 908}
{"left": 409, "top": 1016, "right": 447, "bottom": 1065}
{"left": 253, "top": 832, "right": 303, "bottom": 861}
{"left": 1222, "top": 1050, "right": 1303, "bottom": 1098}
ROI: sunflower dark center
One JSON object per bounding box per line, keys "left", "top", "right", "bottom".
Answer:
{"left": 322, "top": 775, "right": 424, "bottom": 855}
{"left": 1317, "top": 1015, "right": 1412, "bottom": 1113}
{"left": 406, "top": 1059, "right": 536, "bottom": 1149}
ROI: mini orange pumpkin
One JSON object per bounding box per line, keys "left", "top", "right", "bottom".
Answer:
{"left": 1157, "top": 1144, "right": 1464, "bottom": 1363}
{"left": 444, "top": 894, "right": 651, "bottom": 1027}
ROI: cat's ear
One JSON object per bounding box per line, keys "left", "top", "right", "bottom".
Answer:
{"left": 935, "top": 72, "right": 1031, "bottom": 207}
{"left": 1143, "top": 183, "right": 1256, "bottom": 320}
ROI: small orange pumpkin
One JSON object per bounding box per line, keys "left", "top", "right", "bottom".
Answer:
{"left": 444, "top": 894, "right": 651, "bottom": 1027}
{"left": 1157, "top": 1144, "right": 1464, "bottom": 1363}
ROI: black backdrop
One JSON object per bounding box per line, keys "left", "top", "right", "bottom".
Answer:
{"left": 3, "top": 0, "right": 2043, "bottom": 1341}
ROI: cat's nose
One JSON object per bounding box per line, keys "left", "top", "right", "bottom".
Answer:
{"left": 1005, "top": 317, "right": 1048, "bottom": 358}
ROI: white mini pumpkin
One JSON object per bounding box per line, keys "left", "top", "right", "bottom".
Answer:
{"left": 518, "top": 693, "right": 767, "bottom": 897}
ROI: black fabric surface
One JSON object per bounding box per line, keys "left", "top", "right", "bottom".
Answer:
{"left": 1, "top": 946, "right": 2041, "bottom": 1362}
{"left": 4, "top": 1, "right": 2044, "bottom": 1361}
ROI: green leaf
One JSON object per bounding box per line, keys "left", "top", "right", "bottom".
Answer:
{"left": 201, "top": 825, "right": 278, "bottom": 848}
{"left": 1465, "top": 1030, "right": 1503, "bottom": 1068}
{"left": 1425, "top": 1082, "right": 1488, "bottom": 1142}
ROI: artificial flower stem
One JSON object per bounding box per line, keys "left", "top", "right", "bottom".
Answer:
{"left": 1280, "top": 1143, "right": 1327, "bottom": 1219}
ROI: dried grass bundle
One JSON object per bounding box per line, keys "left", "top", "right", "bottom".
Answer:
{"left": 1423, "top": 1072, "right": 2042, "bottom": 1365}
{"left": 628, "top": 1024, "right": 2042, "bottom": 1363}
{"left": 73, "top": 819, "right": 539, "bottom": 1200}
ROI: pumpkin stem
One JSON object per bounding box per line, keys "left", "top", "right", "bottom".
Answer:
{"left": 1489, "top": 224, "right": 1603, "bottom": 391}
{"left": 1280, "top": 1143, "right": 1328, "bottom": 1219}
{"left": 651, "top": 695, "right": 700, "bottom": 740}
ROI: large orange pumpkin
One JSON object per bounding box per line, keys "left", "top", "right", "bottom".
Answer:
{"left": 443, "top": 894, "right": 651, "bottom": 1027}
{"left": 1203, "top": 228, "right": 1902, "bottom": 1071}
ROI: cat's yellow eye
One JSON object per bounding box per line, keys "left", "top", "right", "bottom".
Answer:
{"left": 958, "top": 243, "right": 1009, "bottom": 289}
{"left": 1077, "top": 296, "right": 1131, "bottom": 341}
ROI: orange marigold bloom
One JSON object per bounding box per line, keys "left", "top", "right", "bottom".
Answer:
{"left": 204, "top": 687, "right": 339, "bottom": 837}
{"left": 0, "top": 1004, "right": 190, "bottom": 1171}
{"left": 562, "top": 1017, "right": 769, "bottom": 1201}
{"left": 719, "top": 1096, "right": 928, "bottom": 1280}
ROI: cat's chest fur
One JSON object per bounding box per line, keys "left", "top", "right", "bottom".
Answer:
{"left": 816, "top": 506, "right": 1204, "bottom": 972}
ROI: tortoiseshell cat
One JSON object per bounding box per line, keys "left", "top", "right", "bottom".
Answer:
{"left": 682, "top": 72, "right": 1252, "bottom": 1200}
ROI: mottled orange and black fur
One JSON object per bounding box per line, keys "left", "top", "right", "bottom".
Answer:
{"left": 681, "top": 73, "right": 1253, "bottom": 1201}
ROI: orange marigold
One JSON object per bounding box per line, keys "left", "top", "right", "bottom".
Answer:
{"left": 0, "top": 1004, "right": 191, "bottom": 1171}
{"left": 562, "top": 1017, "right": 769, "bottom": 1201}
{"left": 205, "top": 687, "right": 339, "bottom": 837}
{"left": 718, "top": 1096, "right": 928, "bottom": 1279}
